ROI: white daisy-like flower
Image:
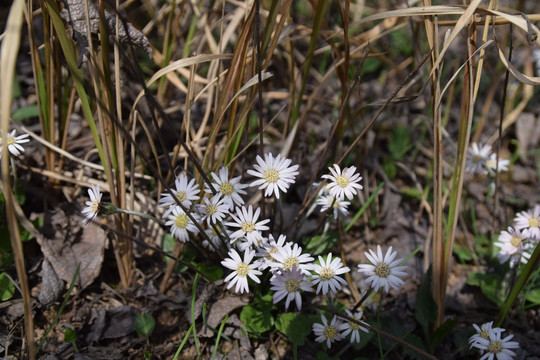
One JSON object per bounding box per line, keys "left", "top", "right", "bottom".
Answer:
{"left": 470, "top": 327, "right": 519, "bottom": 360}
{"left": 197, "top": 194, "right": 229, "bottom": 225}
{"left": 357, "top": 245, "right": 408, "bottom": 293}
{"left": 159, "top": 174, "right": 200, "bottom": 216}
{"left": 312, "top": 314, "right": 348, "bottom": 349}
{"left": 270, "top": 264, "right": 312, "bottom": 310}
{"left": 0, "top": 129, "right": 30, "bottom": 159}
{"left": 340, "top": 309, "right": 369, "bottom": 344}
{"left": 321, "top": 164, "right": 363, "bottom": 201}
{"left": 270, "top": 243, "right": 314, "bottom": 274}
{"left": 81, "top": 184, "right": 103, "bottom": 224}
{"left": 225, "top": 205, "right": 270, "bottom": 247}
{"left": 485, "top": 154, "right": 510, "bottom": 176}
{"left": 221, "top": 248, "right": 262, "bottom": 294}
{"left": 310, "top": 253, "right": 350, "bottom": 295}
{"left": 494, "top": 227, "right": 532, "bottom": 265}
{"left": 255, "top": 234, "right": 288, "bottom": 270}
{"left": 205, "top": 167, "right": 248, "bottom": 210}
{"left": 165, "top": 206, "right": 200, "bottom": 242}
{"left": 247, "top": 152, "right": 299, "bottom": 199}
{"left": 514, "top": 205, "right": 540, "bottom": 240}
{"left": 469, "top": 322, "right": 504, "bottom": 348}
{"left": 466, "top": 143, "right": 492, "bottom": 175}
{"left": 316, "top": 194, "right": 350, "bottom": 219}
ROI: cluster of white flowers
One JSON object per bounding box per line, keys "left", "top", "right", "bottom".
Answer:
{"left": 494, "top": 204, "right": 540, "bottom": 268}
{"left": 466, "top": 143, "right": 510, "bottom": 176}
{"left": 81, "top": 154, "right": 409, "bottom": 348}
{"left": 469, "top": 322, "right": 519, "bottom": 360}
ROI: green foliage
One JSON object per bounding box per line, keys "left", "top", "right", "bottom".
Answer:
{"left": 304, "top": 232, "right": 337, "bottom": 256}
{"left": 135, "top": 312, "right": 156, "bottom": 339}
{"left": 415, "top": 268, "right": 437, "bottom": 330}
{"left": 63, "top": 327, "right": 78, "bottom": 352}
{"left": 453, "top": 244, "right": 473, "bottom": 263}
{"left": 11, "top": 104, "right": 40, "bottom": 121}
{"left": 0, "top": 272, "right": 15, "bottom": 301}
{"left": 275, "top": 312, "right": 313, "bottom": 347}
{"left": 383, "top": 125, "right": 412, "bottom": 179}
{"left": 195, "top": 262, "right": 223, "bottom": 282}
{"left": 240, "top": 293, "right": 274, "bottom": 335}
{"left": 466, "top": 271, "right": 504, "bottom": 308}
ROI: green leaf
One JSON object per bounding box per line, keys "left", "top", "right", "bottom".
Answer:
{"left": 466, "top": 271, "right": 503, "bottom": 307}
{"left": 240, "top": 296, "right": 274, "bottom": 335}
{"left": 135, "top": 312, "right": 156, "bottom": 338}
{"left": 0, "top": 272, "right": 15, "bottom": 301}
{"left": 430, "top": 317, "right": 457, "bottom": 353}
{"left": 388, "top": 125, "right": 411, "bottom": 160}
{"left": 415, "top": 267, "right": 437, "bottom": 329}
{"left": 64, "top": 327, "right": 77, "bottom": 343}
{"left": 402, "top": 333, "right": 428, "bottom": 360}
{"left": 453, "top": 244, "right": 473, "bottom": 263}
{"left": 195, "top": 262, "right": 223, "bottom": 282}
{"left": 11, "top": 104, "right": 40, "bottom": 121}
{"left": 525, "top": 288, "right": 540, "bottom": 306}
{"left": 275, "top": 312, "right": 313, "bottom": 347}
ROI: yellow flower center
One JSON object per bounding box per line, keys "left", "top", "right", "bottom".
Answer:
{"left": 175, "top": 191, "right": 187, "bottom": 202}
{"left": 375, "top": 263, "right": 390, "bottom": 278}
{"left": 480, "top": 329, "right": 489, "bottom": 339}
{"left": 529, "top": 218, "right": 539, "bottom": 228}
{"left": 473, "top": 154, "right": 483, "bottom": 163}
{"left": 6, "top": 135, "right": 15, "bottom": 145}
{"left": 510, "top": 236, "right": 522, "bottom": 247}
{"left": 264, "top": 169, "right": 279, "bottom": 183}
{"left": 285, "top": 279, "right": 300, "bottom": 292}
{"left": 90, "top": 200, "right": 100, "bottom": 213}
{"left": 175, "top": 214, "right": 189, "bottom": 229}
{"left": 206, "top": 203, "right": 217, "bottom": 215}
{"left": 319, "top": 267, "right": 335, "bottom": 281}
{"left": 236, "top": 262, "right": 249, "bottom": 277}
{"left": 323, "top": 325, "right": 338, "bottom": 340}
{"left": 488, "top": 341, "right": 502, "bottom": 354}
{"left": 241, "top": 222, "right": 255, "bottom": 233}
{"left": 266, "top": 248, "right": 279, "bottom": 261}
{"left": 336, "top": 175, "right": 349, "bottom": 188}
{"left": 284, "top": 257, "right": 299, "bottom": 271}
{"left": 220, "top": 182, "right": 234, "bottom": 196}
{"left": 349, "top": 319, "right": 360, "bottom": 331}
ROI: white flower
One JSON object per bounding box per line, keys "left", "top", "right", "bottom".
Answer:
{"left": 470, "top": 327, "right": 519, "bottom": 360}
{"left": 485, "top": 154, "right": 510, "bottom": 176}
{"left": 255, "top": 234, "right": 288, "bottom": 270}
{"left": 81, "top": 185, "right": 103, "bottom": 224}
{"left": 197, "top": 194, "right": 229, "bottom": 225}
{"left": 271, "top": 242, "right": 314, "bottom": 274}
{"left": 514, "top": 205, "right": 540, "bottom": 240}
{"left": 221, "top": 248, "right": 262, "bottom": 294}
{"left": 159, "top": 174, "right": 200, "bottom": 216}
{"left": 225, "top": 205, "right": 270, "bottom": 247}
{"left": 469, "top": 322, "right": 504, "bottom": 348}
{"left": 316, "top": 194, "right": 350, "bottom": 219}
{"left": 312, "top": 314, "right": 348, "bottom": 349}
{"left": 270, "top": 264, "right": 312, "bottom": 310}
{"left": 310, "top": 253, "right": 350, "bottom": 295}
{"left": 466, "top": 143, "right": 492, "bottom": 175}
{"left": 321, "top": 164, "right": 363, "bottom": 201}
{"left": 247, "top": 152, "right": 299, "bottom": 199}
{"left": 0, "top": 129, "right": 30, "bottom": 159}
{"left": 165, "top": 206, "right": 200, "bottom": 242}
{"left": 494, "top": 227, "right": 533, "bottom": 266}
{"left": 357, "top": 245, "right": 408, "bottom": 293}
{"left": 340, "top": 310, "right": 369, "bottom": 344}
{"left": 205, "top": 167, "right": 248, "bottom": 210}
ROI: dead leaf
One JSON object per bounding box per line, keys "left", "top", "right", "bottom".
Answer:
{"left": 516, "top": 113, "right": 540, "bottom": 160}
{"left": 38, "top": 258, "right": 64, "bottom": 305}
{"left": 37, "top": 206, "right": 106, "bottom": 289}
